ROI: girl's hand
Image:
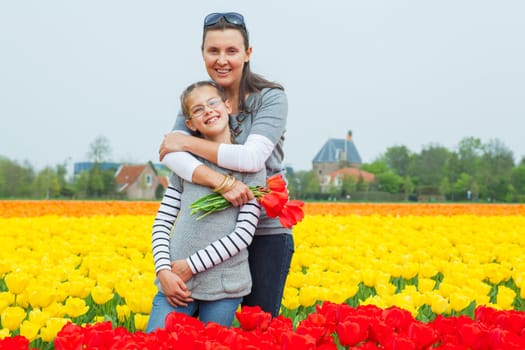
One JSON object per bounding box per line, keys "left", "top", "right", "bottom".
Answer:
{"left": 159, "top": 133, "right": 189, "bottom": 161}
{"left": 171, "top": 259, "right": 193, "bottom": 282}
{"left": 221, "top": 180, "right": 254, "bottom": 207}
{"left": 157, "top": 270, "right": 193, "bottom": 307}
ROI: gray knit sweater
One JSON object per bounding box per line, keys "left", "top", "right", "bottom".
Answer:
{"left": 154, "top": 161, "right": 265, "bottom": 301}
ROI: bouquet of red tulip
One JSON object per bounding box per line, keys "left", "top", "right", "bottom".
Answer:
{"left": 190, "top": 174, "right": 304, "bottom": 228}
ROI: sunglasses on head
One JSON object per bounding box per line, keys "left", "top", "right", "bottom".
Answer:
{"left": 204, "top": 12, "right": 246, "bottom": 29}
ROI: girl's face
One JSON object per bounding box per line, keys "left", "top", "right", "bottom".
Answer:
{"left": 185, "top": 85, "right": 232, "bottom": 142}
{"left": 202, "top": 29, "right": 252, "bottom": 93}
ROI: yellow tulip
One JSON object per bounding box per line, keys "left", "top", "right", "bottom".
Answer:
{"left": 63, "top": 297, "right": 89, "bottom": 318}
{"left": 15, "top": 290, "right": 30, "bottom": 309}
{"left": 327, "top": 285, "right": 354, "bottom": 304}
{"left": 484, "top": 263, "right": 511, "bottom": 285}
{"left": 418, "top": 278, "right": 436, "bottom": 293}
{"left": 474, "top": 293, "right": 490, "bottom": 306}
{"left": 0, "top": 292, "right": 15, "bottom": 313}
{"left": 125, "top": 291, "right": 153, "bottom": 315}
{"left": 28, "top": 308, "right": 51, "bottom": 327}
{"left": 400, "top": 262, "right": 419, "bottom": 280}
{"left": 428, "top": 293, "right": 450, "bottom": 314}
{"left": 5, "top": 272, "right": 30, "bottom": 295}
{"left": 91, "top": 285, "right": 114, "bottom": 305}
{"left": 298, "top": 285, "right": 320, "bottom": 308}
{"left": 134, "top": 313, "right": 149, "bottom": 331}
{"left": 116, "top": 304, "right": 131, "bottom": 323}
{"left": 65, "top": 277, "right": 95, "bottom": 299}
{"left": 0, "top": 292, "right": 15, "bottom": 305}
{"left": 28, "top": 286, "right": 56, "bottom": 309}
{"left": 285, "top": 271, "right": 305, "bottom": 288}
{"left": 93, "top": 316, "right": 105, "bottom": 323}
{"left": 449, "top": 293, "right": 472, "bottom": 312}
{"left": 0, "top": 327, "right": 11, "bottom": 339}
{"left": 39, "top": 318, "right": 69, "bottom": 342}
{"left": 360, "top": 269, "right": 376, "bottom": 287}
{"left": 361, "top": 295, "right": 387, "bottom": 309}
{"left": 20, "top": 320, "right": 40, "bottom": 341}
{"left": 43, "top": 302, "right": 64, "bottom": 318}
{"left": 496, "top": 285, "right": 516, "bottom": 310}
{"left": 1, "top": 306, "right": 26, "bottom": 331}
{"left": 375, "top": 282, "right": 396, "bottom": 297}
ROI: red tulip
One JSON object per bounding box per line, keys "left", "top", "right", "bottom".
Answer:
{"left": 266, "top": 174, "right": 287, "bottom": 192}
{"left": 165, "top": 311, "right": 205, "bottom": 333}
{"left": 277, "top": 200, "right": 305, "bottom": 228}
{"left": 236, "top": 306, "right": 272, "bottom": 332}
{"left": 382, "top": 306, "right": 413, "bottom": 331}
{"left": 458, "top": 322, "right": 485, "bottom": 348}
{"left": 297, "top": 313, "right": 333, "bottom": 345}
{"left": 336, "top": 320, "right": 363, "bottom": 347}
{"left": 280, "top": 330, "right": 316, "bottom": 350}
{"left": 0, "top": 336, "right": 30, "bottom": 350}
{"left": 259, "top": 191, "right": 288, "bottom": 218}
{"left": 54, "top": 323, "right": 85, "bottom": 350}
{"left": 407, "top": 321, "right": 438, "bottom": 348}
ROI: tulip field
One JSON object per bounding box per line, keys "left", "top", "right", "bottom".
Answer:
{"left": 1, "top": 200, "right": 525, "bottom": 349}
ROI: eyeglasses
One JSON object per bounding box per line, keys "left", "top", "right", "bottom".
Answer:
{"left": 190, "top": 97, "right": 223, "bottom": 119}
{"left": 204, "top": 12, "right": 246, "bottom": 29}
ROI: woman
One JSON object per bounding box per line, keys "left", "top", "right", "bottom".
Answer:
{"left": 159, "top": 12, "right": 292, "bottom": 317}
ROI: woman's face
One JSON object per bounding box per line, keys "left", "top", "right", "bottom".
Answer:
{"left": 202, "top": 28, "right": 252, "bottom": 93}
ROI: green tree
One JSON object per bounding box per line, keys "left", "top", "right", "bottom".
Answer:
{"left": 410, "top": 144, "right": 451, "bottom": 193}
{"left": 361, "top": 160, "right": 389, "bottom": 175}
{"left": 452, "top": 173, "right": 472, "bottom": 200}
{"left": 375, "top": 172, "right": 402, "bottom": 193}
{"left": 511, "top": 165, "right": 525, "bottom": 196}
{"left": 297, "top": 170, "right": 320, "bottom": 199}
{"left": 88, "top": 135, "right": 112, "bottom": 163}
{"left": 32, "top": 167, "right": 61, "bottom": 198}
{"left": 56, "top": 163, "right": 74, "bottom": 197}
{"left": 0, "top": 157, "right": 35, "bottom": 197}
{"left": 478, "top": 139, "right": 514, "bottom": 201}
{"left": 456, "top": 137, "right": 483, "bottom": 177}
{"left": 341, "top": 175, "right": 357, "bottom": 198}
{"left": 439, "top": 177, "right": 450, "bottom": 199}
{"left": 73, "top": 163, "right": 117, "bottom": 198}
{"left": 381, "top": 145, "right": 412, "bottom": 177}
{"left": 402, "top": 176, "right": 415, "bottom": 199}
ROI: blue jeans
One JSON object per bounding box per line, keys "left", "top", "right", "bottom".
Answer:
{"left": 146, "top": 293, "right": 242, "bottom": 332}
{"left": 242, "top": 234, "right": 294, "bottom": 317}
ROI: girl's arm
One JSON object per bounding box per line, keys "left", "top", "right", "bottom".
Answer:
{"left": 187, "top": 199, "right": 261, "bottom": 274}
{"left": 151, "top": 183, "right": 181, "bottom": 274}
{"left": 171, "top": 198, "right": 261, "bottom": 280}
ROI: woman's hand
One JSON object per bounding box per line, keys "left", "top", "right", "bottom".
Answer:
{"left": 221, "top": 180, "right": 254, "bottom": 207}
{"left": 171, "top": 259, "right": 193, "bottom": 282}
{"left": 157, "top": 270, "right": 193, "bottom": 307}
{"left": 159, "top": 133, "right": 189, "bottom": 161}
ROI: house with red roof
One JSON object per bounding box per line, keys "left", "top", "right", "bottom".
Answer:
{"left": 115, "top": 161, "right": 168, "bottom": 200}
{"left": 312, "top": 130, "right": 375, "bottom": 193}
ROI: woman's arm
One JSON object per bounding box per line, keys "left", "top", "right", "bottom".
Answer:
{"left": 160, "top": 89, "right": 287, "bottom": 174}
{"left": 160, "top": 113, "right": 253, "bottom": 205}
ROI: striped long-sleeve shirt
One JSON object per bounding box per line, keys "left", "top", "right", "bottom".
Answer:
{"left": 151, "top": 184, "right": 261, "bottom": 275}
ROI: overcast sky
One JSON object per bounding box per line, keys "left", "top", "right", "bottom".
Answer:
{"left": 1, "top": 1, "right": 524, "bottom": 172}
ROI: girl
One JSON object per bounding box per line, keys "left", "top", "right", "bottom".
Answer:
{"left": 146, "top": 80, "right": 265, "bottom": 331}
